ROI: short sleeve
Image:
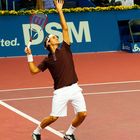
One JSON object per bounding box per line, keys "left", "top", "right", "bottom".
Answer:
{"left": 61, "top": 41, "right": 71, "bottom": 52}
{"left": 37, "top": 57, "right": 48, "bottom": 72}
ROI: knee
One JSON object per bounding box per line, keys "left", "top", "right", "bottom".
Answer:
{"left": 78, "top": 111, "right": 87, "bottom": 119}
{"left": 50, "top": 116, "right": 59, "bottom": 122}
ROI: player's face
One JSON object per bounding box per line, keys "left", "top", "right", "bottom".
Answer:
{"left": 49, "top": 35, "right": 60, "bottom": 47}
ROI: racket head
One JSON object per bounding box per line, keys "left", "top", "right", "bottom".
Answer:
{"left": 28, "top": 14, "right": 48, "bottom": 48}
{"left": 29, "top": 14, "right": 48, "bottom": 38}
{"left": 30, "top": 14, "right": 48, "bottom": 29}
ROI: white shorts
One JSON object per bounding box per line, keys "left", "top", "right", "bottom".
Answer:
{"left": 50, "top": 83, "right": 87, "bottom": 117}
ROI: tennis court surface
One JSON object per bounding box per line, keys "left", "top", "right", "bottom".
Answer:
{"left": 0, "top": 52, "right": 140, "bottom": 140}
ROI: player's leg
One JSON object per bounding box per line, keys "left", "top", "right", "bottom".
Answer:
{"left": 40, "top": 116, "right": 59, "bottom": 128}
{"left": 64, "top": 90, "right": 87, "bottom": 140}
{"left": 32, "top": 89, "right": 68, "bottom": 140}
{"left": 64, "top": 111, "right": 87, "bottom": 140}
{"left": 33, "top": 89, "right": 68, "bottom": 140}
{"left": 32, "top": 116, "right": 59, "bottom": 140}
{"left": 71, "top": 111, "right": 87, "bottom": 127}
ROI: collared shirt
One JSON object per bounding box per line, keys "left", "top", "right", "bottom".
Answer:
{"left": 38, "top": 41, "right": 78, "bottom": 90}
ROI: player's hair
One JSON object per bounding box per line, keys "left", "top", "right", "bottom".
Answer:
{"left": 44, "top": 36, "right": 51, "bottom": 52}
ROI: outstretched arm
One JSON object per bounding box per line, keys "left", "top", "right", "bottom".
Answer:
{"left": 24, "top": 47, "right": 41, "bottom": 74}
{"left": 54, "top": 0, "right": 70, "bottom": 45}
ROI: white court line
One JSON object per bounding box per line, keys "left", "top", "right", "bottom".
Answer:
{"left": 0, "top": 51, "right": 118, "bottom": 59}
{"left": 2, "top": 89, "right": 140, "bottom": 102}
{"left": 2, "top": 95, "right": 53, "bottom": 101}
{"left": 84, "top": 89, "right": 140, "bottom": 95}
{"left": 0, "top": 100, "right": 64, "bottom": 138}
{"left": 1, "top": 80, "right": 140, "bottom": 93}
{"left": 1, "top": 83, "right": 140, "bottom": 137}
{"left": 0, "top": 86, "right": 53, "bottom": 93}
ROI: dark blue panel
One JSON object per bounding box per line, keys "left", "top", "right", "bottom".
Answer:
{"left": 0, "top": 9, "right": 140, "bottom": 57}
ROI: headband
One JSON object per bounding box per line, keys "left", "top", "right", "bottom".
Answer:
{"left": 46, "top": 34, "right": 55, "bottom": 46}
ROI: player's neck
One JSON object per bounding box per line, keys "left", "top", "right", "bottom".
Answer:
{"left": 50, "top": 44, "right": 58, "bottom": 54}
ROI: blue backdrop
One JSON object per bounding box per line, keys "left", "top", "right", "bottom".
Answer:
{"left": 0, "top": 9, "right": 140, "bottom": 57}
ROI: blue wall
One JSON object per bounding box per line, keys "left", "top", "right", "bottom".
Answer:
{"left": 0, "top": 9, "right": 140, "bottom": 57}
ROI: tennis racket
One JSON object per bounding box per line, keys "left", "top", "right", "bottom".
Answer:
{"left": 27, "top": 14, "right": 48, "bottom": 48}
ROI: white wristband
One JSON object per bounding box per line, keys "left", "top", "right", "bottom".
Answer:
{"left": 27, "top": 54, "right": 33, "bottom": 62}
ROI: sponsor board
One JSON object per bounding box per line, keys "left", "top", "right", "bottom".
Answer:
{"left": 122, "top": 43, "right": 140, "bottom": 53}
{"left": 132, "top": 43, "right": 140, "bottom": 52}
{"left": 0, "top": 14, "right": 94, "bottom": 57}
{"left": 2, "top": 10, "right": 138, "bottom": 57}
{"left": 0, "top": 38, "right": 20, "bottom": 47}
{"left": 22, "top": 21, "right": 91, "bottom": 46}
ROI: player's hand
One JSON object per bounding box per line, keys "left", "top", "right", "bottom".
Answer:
{"left": 24, "top": 47, "right": 32, "bottom": 55}
{"left": 53, "top": 0, "right": 64, "bottom": 12}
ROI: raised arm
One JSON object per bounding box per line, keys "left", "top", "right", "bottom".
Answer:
{"left": 24, "top": 47, "right": 41, "bottom": 74}
{"left": 54, "top": 0, "right": 70, "bottom": 45}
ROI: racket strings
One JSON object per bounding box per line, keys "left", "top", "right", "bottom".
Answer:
{"left": 30, "top": 14, "right": 48, "bottom": 29}
{"left": 28, "top": 14, "right": 48, "bottom": 46}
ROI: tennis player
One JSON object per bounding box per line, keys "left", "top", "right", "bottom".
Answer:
{"left": 24, "top": 0, "right": 87, "bottom": 140}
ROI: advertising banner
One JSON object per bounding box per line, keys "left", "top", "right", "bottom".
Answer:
{"left": 1, "top": 10, "right": 140, "bottom": 57}
{"left": 122, "top": 42, "right": 140, "bottom": 53}
{"left": 0, "top": 13, "right": 94, "bottom": 57}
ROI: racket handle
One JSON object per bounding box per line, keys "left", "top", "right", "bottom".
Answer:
{"left": 27, "top": 41, "right": 32, "bottom": 48}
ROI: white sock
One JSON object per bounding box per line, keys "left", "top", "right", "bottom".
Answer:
{"left": 33, "top": 125, "right": 42, "bottom": 135}
{"left": 66, "top": 125, "right": 76, "bottom": 135}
